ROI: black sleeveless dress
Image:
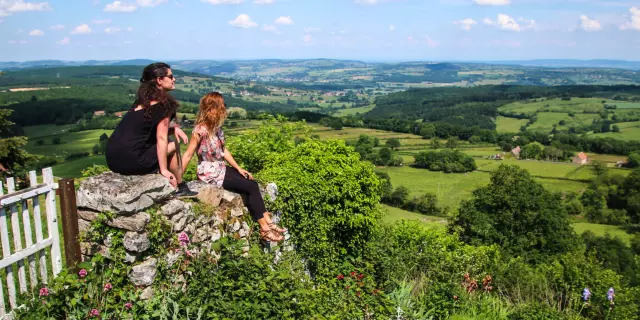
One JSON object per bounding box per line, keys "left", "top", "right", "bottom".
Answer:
{"left": 106, "top": 104, "right": 175, "bottom": 175}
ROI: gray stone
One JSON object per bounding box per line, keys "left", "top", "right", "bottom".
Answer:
{"left": 210, "top": 228, "right": 222, "bottom": 242}
{"left": 80, "top": 242, "right": 110, "bottom": 259}
{"left": 265, "top": 183, "right": 278, "bottom": 203}
{"left": 78, "top": 210, "right": 98, "bottom": 221}
{"left": 78, "top": 219, "right": 91, "bottom": 233}
{"left": 165, "top": 251, "right": 182, "bottom": 268}
{"left": 193, "top": 226, "right": 212, "bottom": 243}
{"left": 222, "top": 191, "right": 243, "bottom": 208}
{"left": 124, "top": 251, "right": 139, "bottom": 264}
{"left": 190, "top": 182, "right": 224, "bottom": 207}
{"left": 238, "top": 222, "right": 250, "bottom": 238}
{"left": 103, "top": 234, "right": 113, "bottom": 247}
{"left": 123, "top": 232, "right": 150, "bottom": 253}
{"left": 140, "top": 287, "right": 154, "bottom": 300}
{"left": 76, "top": 172, "right": 174, "bottom": 214}
{"left": 129, "top": 258, "right": 157, "bottom": 286}
{"left": 160, "top": 199, "right": 187, "bottom": 217}
{"left": 230, "top": 207, "right": 243, "bottom": 218}
{"left": 109, "top": 212, "right": 150, "bottom": 232}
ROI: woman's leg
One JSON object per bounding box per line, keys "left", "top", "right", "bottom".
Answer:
{"left": 167, "top": 141, "right": 182, "bottom": 184}
{"left": 222, "top": 167, "right": 283, "bottom": 240}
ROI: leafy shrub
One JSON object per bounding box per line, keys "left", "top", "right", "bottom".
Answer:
{"left": 450, "top": 165, "right": 579, "bottom": 261}
{"left": 508, "top": 303, "right": 565, "bottom": 320}
{"left": 65, "top": 152, "right": 90, "bottom": 161}
{"left": 227, "top": 119, "right": 310, "bottom": 173}
{"left": 414, "top": 149, "right": 476, "bottom": 173}
{"left": 259, "top": 139, "right": 382, "bottom": 277}
{"left": 81, "top": 164, "right": 110, "bottom": 177}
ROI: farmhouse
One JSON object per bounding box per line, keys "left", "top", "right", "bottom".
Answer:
{"left": 93, "top": 110, "right": 106, "bottom": 117}
{"left": 510, "top": 146, "right": 521, "bottom": 159}
{"left": 573, "top": 152, "right": 588, "bottom": 165}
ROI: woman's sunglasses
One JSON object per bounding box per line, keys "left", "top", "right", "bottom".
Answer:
{"left": 161, "top": 74, "right": 175, "bottom": 80}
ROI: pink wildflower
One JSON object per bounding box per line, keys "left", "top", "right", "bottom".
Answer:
{"left": 185, "top": 249, "right": 193, "bottom": 257}
{"left": 78, "top": 269, "right": 88, "bottom": 278}
{"left": 124, "top": 302, "right": 133, "bottom": 310}
{"left": 39, "top": 287, "right": 49, "bottom": 297}
{"left": 178, "top": 232, "right": 190, "bottom": 246}
{"left": 90, "top": 309, "right": 99, "bottom": 317}
{"left": 103, "top": 283, "right": 112, "bottom": 292}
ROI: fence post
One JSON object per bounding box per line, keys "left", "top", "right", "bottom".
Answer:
{"left": 58, "top": 178, "right": 82, "bottom": 270}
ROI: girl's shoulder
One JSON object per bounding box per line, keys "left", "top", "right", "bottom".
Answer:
{"left": 193, "top": 124, "right": 209, "bottom": 136}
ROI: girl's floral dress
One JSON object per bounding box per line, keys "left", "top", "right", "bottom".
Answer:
{"left": 194, "top": 125, "right": 226, "bottom": 187}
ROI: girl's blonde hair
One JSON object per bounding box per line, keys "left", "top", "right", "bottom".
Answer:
{"left": 195, "top": 92, "right": 227, "bottom": 137}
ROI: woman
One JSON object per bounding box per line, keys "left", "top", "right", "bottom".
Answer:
{"left": 106, "top": 62, "right": 197, "bottom": 198}
{"left": 181, "top": 92, "right": 286, "bottom": 243}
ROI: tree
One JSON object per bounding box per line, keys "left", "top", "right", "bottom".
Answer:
{"left": 0, "top": 109, "right": 35, "bottom": 176}
{"left": 330, "top": 119, "right": 343, "bottom": 130}
{"left": 430, "top": 138, "right": 441, "bottom": 149}
{"left": 99, "top": 133, "right": 109, "bottom": 142}
{"left": 449, "top": 165, "right": 579, "bottom": 261}
{"left": 52, "top": 137, "right": 62, "bottom": 145}
{"left": 628, "top": 152, "right": 640, "bottom": 168}
{"left": 445, "top": 136, "right": 458, "bottom": 149}
{"left": 419, "top": 124, "right": 435, "bottom": 139}
{"left": 385, "top": 138, "right": 401, "bottom": 150}
{"left": 612, "top": 125, "right": 620, "bottom": 133}
{"left": 520, "top": 142, "right": 544, "bottom": 160}
{"left": 389, "top": 186, "right": 409, "bottom": 207}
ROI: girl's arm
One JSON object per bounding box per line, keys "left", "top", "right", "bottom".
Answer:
{"left": 181, "top": 131, "right": 201, "bottom": 175}
{"left": 156, "top": 117, "right": 176, "bottom": 186}
{"left": 223, "top": 148, "right": 253, "bottom": 180}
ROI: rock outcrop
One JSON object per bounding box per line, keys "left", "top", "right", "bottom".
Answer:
{"left": 76, "top": 172, "right": 285, "bottom": 299}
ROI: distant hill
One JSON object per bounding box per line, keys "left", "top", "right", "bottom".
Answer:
{"left": 483, "top": 59, "right": 640, "bottom": 70}
{"left": 111, "top": 59, "right": 156, "bottom": 66}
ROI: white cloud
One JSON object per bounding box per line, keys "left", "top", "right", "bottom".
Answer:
{"left": 425, "top": 35, "right": 439, "bottom": 47}
{"left": 579, "top": 15, "right": 601, "bottom": 31}
{"left": 71, "top": 24, "right": 92, "bottom": 34}
{"left": 254, "top": 0, "right": 272, "bottom": 3}
{"left": 0, "top": 1, "right": 51, "bottom": 17}
{"left": 620, "top": 7, "right": 640, "bottom": 31}
{"left": 453, "top": 18, "right": 477, "bottom": 30}
{"left": 275, "top": 16, "right": 293, "bottom": 25}
{"left": 473, "top": 0, "right": 510, "bottom": 5}
{"left": 304, "top": 27, "right": 321, "bottom": 33}
{"left": 302, "top": 34, "right": 312, "bottom": 42}
{"left": 92, "top": 19, "right": 111, "bottom": 24}
{"left": 104, "top": 1, "right": 137, "bottom": 12}
{"left": 136, "top": 0, "right": 166, "bottom": 6}
{"left": 228, "top": 14, "right": 257, "bottom": 28}
{"left": 484, "top": 14, "right": 534, "bottom": 31}
{"left": 49, "top": 24, "right": 64, "bottom": 30}
{"left": 28, "top": 29, "right": 44, "bottom": 36}
{"left": 389, "top": 24, "right": 395, "bottom": 31}
{"left": 56, "top": 36, "right": 70, "bottom": 45}
{"left": 127, "top": 26, "right": 133, "bottom": 31}
{"left": 105, "top": 27, "right": 120, "bottom": 33}
{"left": 201, "top": 0, "right": 243, "bottom": 4}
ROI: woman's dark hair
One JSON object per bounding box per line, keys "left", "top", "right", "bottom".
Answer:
{"left": 134, "top": 62, "right": 179, "bottom": 122}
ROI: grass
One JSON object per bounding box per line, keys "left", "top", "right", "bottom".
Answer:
{"left": 23, "top": 124, "right": 75, "bottom": 139}
{"left": 572, "top": 223, "right": 634, "bottom": 245}
{"left": 24, "top": 129, "right": 113, "bottom": 157}
{"left": 333, "top": 105, "right": 375, "bottom": 117}
{"left": 52, "top": 155, "right": 107, "bottom": 178}
{"left": 614, "top": 102, "right": 640, "bottom": 109}
{"left": 380, "top": 204, "right": 447, "bottom": 229}
{"left": 496, "top": 116, "right": 528, "bottom": 133}
{"left": 591, "top": 121, "right": 640, "bottom": 141}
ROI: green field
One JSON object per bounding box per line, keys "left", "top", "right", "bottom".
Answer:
{"left": 52, "top": 155, "right": 107, "bottom": 178}
{"left": 380, "top": 204, "right": 447, "bottom": 228}
{"left": 572, "top": 223, "right": 634, "bottom": 245}
{"left": 25, "top": 129, "right": 113, "bottom": 157}
{"left": 591, "top": 121, "right": 640, "bottom": 141}
{"left": 333, "top": 105, "right": 375, "bottom": 117}
{"left": 23, "top": 124, "right": 75, "bottom": 139}
{"left": 496, "top": 116, "right": 528, "bottom": 133}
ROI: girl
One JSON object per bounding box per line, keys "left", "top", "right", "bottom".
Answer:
{"left": 181, "top": 92, "right": 286, "bottom": 243}
{"left": 106, "top": 62, "right": 197, "bottom": 198}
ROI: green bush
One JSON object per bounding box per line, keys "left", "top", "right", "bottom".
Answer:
{"left": 227, "top": 119, "right": 310, "bottom": 173}
{"left": 414, "top": 149, "right": 476, "bottom": 173}
{"left": 259, "top": 139, "right": 382, "bottom": 277}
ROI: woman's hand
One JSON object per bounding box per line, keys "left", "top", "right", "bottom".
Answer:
{"left": 160, "top": 169, "right": 177, "bottom": 188}
{"left": 237, "top": 168, "right": 254, "bottom": 180}
{"left": 174, "top": 127, "right": 189, "bottom": 144}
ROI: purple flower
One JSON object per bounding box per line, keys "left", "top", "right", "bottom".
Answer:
{"left": 124, "top": 302, "right": 133, "bottom": 310}
{"left": 178, "top": 232, "right": 190, "bottom": 246}
{"left": 90, "top": 309, "right": 99, "bottom": 317}
{"left": 39, "top": 287, "right": 49, "bottom": 297}
{"left": 607, "top": 287, "right": 615, "bottom": 301}
{"left": 78, "top": 269, "right": 88, "bottom": 278}
{"left": 583, "top": 288, "right": 591, "bottom": 301}
{"left": 103, "top": 283, "right": 112, "bottom": 292}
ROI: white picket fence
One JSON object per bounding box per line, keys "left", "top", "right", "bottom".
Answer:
{"left": 0, "top": 168, "right": 62, "bottom": 318}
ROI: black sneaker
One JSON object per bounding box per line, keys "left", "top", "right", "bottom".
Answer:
{"left": 174, "top": 182, "right": 198, "bottom": 198}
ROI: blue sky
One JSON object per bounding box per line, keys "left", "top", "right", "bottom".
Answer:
{"left": 1, "top": 0, "right": 639, "bottom": 62}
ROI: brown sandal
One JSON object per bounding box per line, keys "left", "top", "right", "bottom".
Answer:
{"left": 260, "top": 228, "right": 284, "bottom": 243}
{"left": 269, "top": 223, "right": 288, "bottom": 234}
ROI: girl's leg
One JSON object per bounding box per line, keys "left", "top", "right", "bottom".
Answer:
{"left": 222, "top": 167, "right": 283, "bottom": 241}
